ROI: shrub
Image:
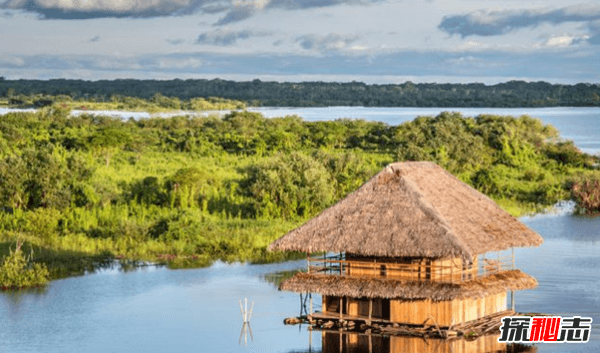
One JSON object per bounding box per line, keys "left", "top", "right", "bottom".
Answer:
{"left": 570, "top": 175, "right": 600, "bottom": 213}
{"left": 0, "top": 242, "right": 49, "bottom": 290}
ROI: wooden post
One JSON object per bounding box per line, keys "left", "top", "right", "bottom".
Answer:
{"left": 340, "top": 297, "right": 343, "bottom": 318}
{"left": 498, "top": 251, "right": 501, "bottom": 272}
{"left": 512, "top": 247, "right": 515, "bottom": 270}
{"left": 307, "top": 252, "right": 310, "bottom": 274}
{"left": 309, "top": 293, "right": 313, "bottom": 315}
{"left": 369, "top": 299, "right": 372, "bottom": 320}
{"left": 482, "top": 255, "right": 486, "bottom": 276}
{"left": 511, "top": 290, "right": 515, "bottom": 311}
{"left": 345, "top": 298, "right": 349, "bottom": 318}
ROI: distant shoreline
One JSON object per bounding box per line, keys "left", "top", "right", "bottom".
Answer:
{"left": 1, "top": 79, "right": 599, "bottom": 107}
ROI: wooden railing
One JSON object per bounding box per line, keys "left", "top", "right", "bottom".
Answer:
{"left": 307, "top": 253, "right": 515, "bottom": 284}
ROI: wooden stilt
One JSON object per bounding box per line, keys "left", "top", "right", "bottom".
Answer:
{"left": 369, "top": 299, "right": 372, "bottom": 320}
{"left": 511, "top": 290, "right": 515, "bottom": 311}
{"left": 339, "top": 297, "right": 343, "bottom": 318}
{"left": 345, "top": 297, "right": 349, "bottom": 318}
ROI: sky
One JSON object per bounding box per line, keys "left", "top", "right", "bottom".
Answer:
{"left": 0, "top": 0, "right": 599, "bottom": 84}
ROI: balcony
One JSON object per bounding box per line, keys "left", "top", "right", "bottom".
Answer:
{"left": 307, "top": 252, "right": 515, "bottom": 284}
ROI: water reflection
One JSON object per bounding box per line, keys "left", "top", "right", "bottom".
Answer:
{"left": 238, "top": 322, "right": 254, "bottom": 346}
{"left": 317, "top": 332, "right": 536, "bottom": 353}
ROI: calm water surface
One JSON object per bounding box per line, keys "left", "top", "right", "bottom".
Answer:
{"left": 1, "top": 206, "right": 599, "bottom": 353}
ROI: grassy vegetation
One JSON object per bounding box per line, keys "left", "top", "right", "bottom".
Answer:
{"left": 0, "top": 108, "right": 598, "bottom": 288}
{"left": 0, "top": 241, "right": 49, "bottom": 289}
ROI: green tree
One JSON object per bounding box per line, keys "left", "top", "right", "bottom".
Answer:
{"left": 89, "top": 127, "right": 131, "bottom": 166}
{"left": 242, "top": 152, "right": 334, "bottom": 219}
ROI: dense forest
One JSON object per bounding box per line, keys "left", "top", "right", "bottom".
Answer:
{"left": 0, "top": 107, "right": 599, "bottom": 287}
{"left": 1, "top": 78, "right": 600, "bottom": 107}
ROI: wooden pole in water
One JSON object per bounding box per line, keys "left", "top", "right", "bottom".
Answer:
{"left": 309, "top": 293, "right": 313, "bottom": 315}
{"left": 340, "top": 297, "right": 343, "bottom": 318}
{"left": 369, "top": 299, "right": 372, "bottom": 320}
{"left": 308, "top": 322, "right": 312, "bottom": 353}
{"left": 248, "top": 300, "right": 254, "bottom": 322}
{"left": 239, "top": 299, "right": 244, "bottom": 321}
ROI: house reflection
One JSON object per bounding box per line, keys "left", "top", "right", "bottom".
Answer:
{"left": 320, "top": 332, "right": 537, "bottom": 353}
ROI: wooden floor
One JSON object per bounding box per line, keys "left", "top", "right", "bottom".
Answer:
{"left": 310, "top": 311, "right": 395, "bottom": 324}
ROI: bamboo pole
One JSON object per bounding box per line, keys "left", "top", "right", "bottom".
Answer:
{"left": 369, "top": 299, "right": 372, "bottom": 320}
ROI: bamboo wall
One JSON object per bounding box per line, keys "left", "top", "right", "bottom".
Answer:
{"left": 345, "top": 255, "right": 478, "bottom": 282}
{"left": 323, "top": 296, "right": 386, "bottom": 318}
{"left": 390, "top": 291, "right": 507, "bottom": 326}
{"left": 322, "top": 332, "right": 509, "bottom": 353}
{"left": 323, "top": 291, "right": 506, "bottom": 325}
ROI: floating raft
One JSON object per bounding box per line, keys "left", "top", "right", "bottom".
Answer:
{"left": 284, "top": 310, "right": 549, "bottom": 340}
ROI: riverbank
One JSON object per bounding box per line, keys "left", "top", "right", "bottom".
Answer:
{"left": 0, "top": 109, "right": 598, "bottom": 285}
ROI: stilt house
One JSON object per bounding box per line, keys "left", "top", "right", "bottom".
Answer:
{"left": 269, "top": 162, "right": 542, "bottom": 327}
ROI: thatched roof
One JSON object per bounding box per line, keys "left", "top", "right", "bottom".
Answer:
{"left": 269, "top": 161, "right": 543, "bottom": 260}
{"left": 280, "top": 270, "right": 537, "bottom": 301}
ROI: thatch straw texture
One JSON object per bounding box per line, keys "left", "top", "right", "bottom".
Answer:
{"left": 280, "top": 270, "right": 537, "bottom": 301}
{"left": 269, "top": 161, "right": 543, "bottom": 259}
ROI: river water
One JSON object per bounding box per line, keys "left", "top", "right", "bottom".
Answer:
{"left": 1, "top": 107, "right": 599, "bottom": 352}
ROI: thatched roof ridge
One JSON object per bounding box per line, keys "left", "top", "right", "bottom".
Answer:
{"left": 279, "top": 270, "right": 537, "bottom": 301}
{"left": 269, "top": 161, "right": 543, "bottom": 259}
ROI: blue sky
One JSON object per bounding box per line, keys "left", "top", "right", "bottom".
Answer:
{"left": 0, "top": 0, "right": 599, "bottom": 84}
